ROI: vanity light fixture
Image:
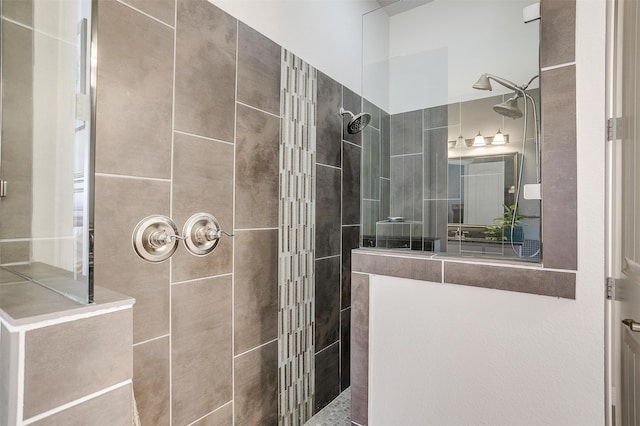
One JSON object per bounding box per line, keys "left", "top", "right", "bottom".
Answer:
{"left": 492, "top": 129, "right": 507, "bottom": 145}
{"left": 449, "top": 131, "right": 510, "bottom": 149}
{"left": 454, "top": 135, "right": 466, "bottom": 149}
{"left": 472, "top": 131, "right": 486, "bottom": 147}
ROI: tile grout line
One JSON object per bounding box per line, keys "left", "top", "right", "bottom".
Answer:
{"left": 173, "top": 129, "right": 233, "bottom": 146}
{"left": 233, "top": 337, "right": 278, "bottom": 359}
{"left": 116, "top": 0, "right": 175, "bottom": 30}
{"left": 171, "top": 272, "right": 233, "bottom": 286}
{"left": 186, "top": 400, "right": 233, "bottom": 426}
{"left": 231, "top": 18, "right": 240, "bottom": 425}
{"left": 94, "top": 172, "right": 171, "bottom": 182}
{"left": 168, "top": 1, "right": 178, "bottom": 424}
{"left": 132, "top": 333, "right": 170, "bottom": 347}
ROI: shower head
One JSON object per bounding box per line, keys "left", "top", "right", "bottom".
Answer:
{"left": 493, "top": 94, "right": 523, "bottom": 119}
{"left": 472, "top": 73, "right": 523, "bottom": 93}
{"left": 472, "top": 74, "right": 492, "bottom": 90}
{"left": 340, "top": 108, "right": 371, "bottom": 134}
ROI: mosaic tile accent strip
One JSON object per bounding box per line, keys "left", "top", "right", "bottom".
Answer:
{"left": 278, "top": 49, "right": 317, "bottom": 426}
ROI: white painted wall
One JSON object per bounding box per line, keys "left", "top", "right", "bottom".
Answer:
{"left": 368, "top": 1, "right": 606, "bottom": 424}
{"left": 208, "top": 0, "right": 382, "bottom": 94}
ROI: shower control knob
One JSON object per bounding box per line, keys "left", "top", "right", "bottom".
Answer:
{"left": 183, "top": 213, "right": 233, "bottom": 257}
{"left": 132, "top": 215, "right": 180, "bottom": 262}
{"left": 203, "top": 227, "right": 221, "bottom": 242}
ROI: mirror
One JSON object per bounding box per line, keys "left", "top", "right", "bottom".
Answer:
{"left": 0, "top": 0, "right": 94, "bottom": 303}
{"left": 361, "top": 0, "right": 541, "bottom": 261}
{"left": 447, "top": 153, "right": 517, "bottom": 225}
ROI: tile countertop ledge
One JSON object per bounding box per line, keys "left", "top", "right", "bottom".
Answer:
{"left": 0, "top": 276, "right": 135, "bottom": 328}
{"left": 352, "top": 249, "right": 577, "bottom": 299}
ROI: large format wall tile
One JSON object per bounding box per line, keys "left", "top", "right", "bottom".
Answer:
{"left": 317, "top": 72, "right": 343, "bottom": 168}
{"left": 340, "top": 308, "right": 351, "bottom": 391}
{"left": 2, "top": 0, "right": 33, "bottom": 26}
{"left": 237, "top": 22, "right": 281, "bottom": 115}
{"left": 234, "top": 229, "right": 278, "bottom": 355}
{"left": 172, "top": 275, "right": 232, "bottom": 425}
{"left": 30, "top": 384, "right": 132, "bottom": 426}
{"left": 94, "top": 175, "right": 170, "bottom": 343}
{"left": 315, "top": 256, "right": 341, "bottom": 352}
{"left": 343, "top": 87, "right": 362, "bottom": 146}
{"left": 0, "top": 22, "right": 32, "bottom": 241}
{"left": 341, "top": 226, "right": 360, "bottom": 310}
{"left": 342, "top": 142, "right": 361, "bottom": 226}
{"left": 23, "top": 310, "right": 132, "bottom": 418}
{"left": 191, "top": 403, "right": 233, "bottom": 426}
{"left": 234, "top": 340, "right": 278, "bottom": 425}
{"left": 133, "top": 337, "right": 170, "bottom": 426}
{"left": 171, "top": 133, "right": 233, "bottom": 282}
{"left": 541, "top": 65, "right": 576, "bottom": 270}
{"left": 316, "top": 165, "right": 342, "bottom": 258}
{"left": 120, "top": 0, "right": 176, "bottom": 27}
{"left": 235, "top": 104, "right": 280, "bottom": 229}
{"left": 351, "top": 273, "right": 370, "bottom": 426}
{"left": 175, "top": 0, "right": 236, "bottom": 141}
{"left": 95, "top": 0, "right": 173, "bottom": 178}
{"left": 541, "top": 0, "right": 576, "bottom": 68}
{"left": 314, "top": 341, "right": 340, "bottom": 413}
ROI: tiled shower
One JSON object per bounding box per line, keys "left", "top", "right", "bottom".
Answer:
{"left": 93, "top": 0, "right": 359, "bottom": 424}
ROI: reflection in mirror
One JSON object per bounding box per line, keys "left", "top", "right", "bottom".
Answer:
{"left": 0, "top": 0, "right": 94, "bottom": 302}
{"left": 361, "top": 0, "right": 541, "bottom": 262}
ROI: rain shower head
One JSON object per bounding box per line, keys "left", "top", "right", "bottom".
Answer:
{"left": 340, "top": 108, "right": 371, "bottom": 134}
{"left": 493, "top": 94, "right": 523, "bottom": 119}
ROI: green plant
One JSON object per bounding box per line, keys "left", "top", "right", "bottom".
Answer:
{"left": 483, "top": 204, "right": 524, "bottom": 241}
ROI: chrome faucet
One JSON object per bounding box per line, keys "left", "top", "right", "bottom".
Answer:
{"left": 453, "top": 227, "right": 469, "bottom": 240}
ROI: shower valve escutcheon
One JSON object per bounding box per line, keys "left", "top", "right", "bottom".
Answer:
{"left": 132, "top": 215, "right": 182, "bottom": 263}
{"left": 182, "top": 212, "right": 233, "bottom": 257}
{"left": 132, "top": 213, "right": 232, "bottom": 262}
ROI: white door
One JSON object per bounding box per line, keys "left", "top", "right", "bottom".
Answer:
{"left": 462, "top": 161, "right": 504, "bottom": 225}
{"left": 608, "top": 0, "right": 640, "bottom": 424}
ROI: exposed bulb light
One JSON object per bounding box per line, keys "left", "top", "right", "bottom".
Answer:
{"left": 472, "top": 131, "right": 486, "bottom": 147}
{"left": 492, "top": 129, "right": 506, "bottom": 145}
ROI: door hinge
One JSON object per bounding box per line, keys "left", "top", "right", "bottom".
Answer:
{"left": 607, "top": 117, "right": 623, "bottom": 141}
{"left": 607, "top": 277, "right": 617, "bottom": 299}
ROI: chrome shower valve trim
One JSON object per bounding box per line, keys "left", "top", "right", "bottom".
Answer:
{"left": 132, "top": 215, "right": 181, "bottom": 262}
{"left": 182, "top": 212, "right": 234, "bottom": 257}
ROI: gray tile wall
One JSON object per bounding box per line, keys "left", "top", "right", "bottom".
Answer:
{"left": 94, "top": 1, "right": 281, "bottom": 424}
{"left": 314, "top": 72, "right": 363, "bottom": 413}
{"left": 23, "top": 309, "right": 133, "bottom": 419}
{"left": 0, "top": 13, "right": 33, "bottom": 263}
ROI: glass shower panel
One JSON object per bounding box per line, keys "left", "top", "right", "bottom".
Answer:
{"left": 362, "top": 0, "right": 541, "bottom": 262}
{"left": 0, "top": 0, "right": 93, "bottom": 302}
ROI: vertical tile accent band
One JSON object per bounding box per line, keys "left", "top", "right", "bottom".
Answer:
{"left": 278, "top": 49, "right": 317, "bottom": 425}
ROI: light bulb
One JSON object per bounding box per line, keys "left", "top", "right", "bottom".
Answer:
{"left": 472, "top": 131, "right": 485, "bottom": 147}
{"left": 493, "top": 129, "right": 506, "bottom": 145}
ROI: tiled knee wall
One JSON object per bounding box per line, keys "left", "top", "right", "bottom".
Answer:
{"left": 0, "top": 307, "right": 133, "bottom": 426}
{"left": 94, "top": 0, "right": 359, "bottom": 424}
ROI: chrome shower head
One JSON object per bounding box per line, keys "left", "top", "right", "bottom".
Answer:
{"left": 340, "top": 108, "right": 372, "bottom": 134}
{"left": 472, "top": 73, "right": 522, "bottom": 93}
{"left": 472, "top": 74, "right": 492, "bottom": 90}
{"left": 493, "top": 94, "right": 523, "bottom": 119}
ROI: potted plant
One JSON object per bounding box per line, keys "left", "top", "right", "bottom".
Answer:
{"left": 483, "top": 204, "right": 525, "bottom": 242}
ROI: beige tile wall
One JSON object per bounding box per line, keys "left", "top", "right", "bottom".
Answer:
{"left": 94, "top": 1, "right": 281, "bottom": 424}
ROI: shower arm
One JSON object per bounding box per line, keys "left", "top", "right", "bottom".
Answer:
{"left": 484, "top": 74, "right": 527, "bottom": 96}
